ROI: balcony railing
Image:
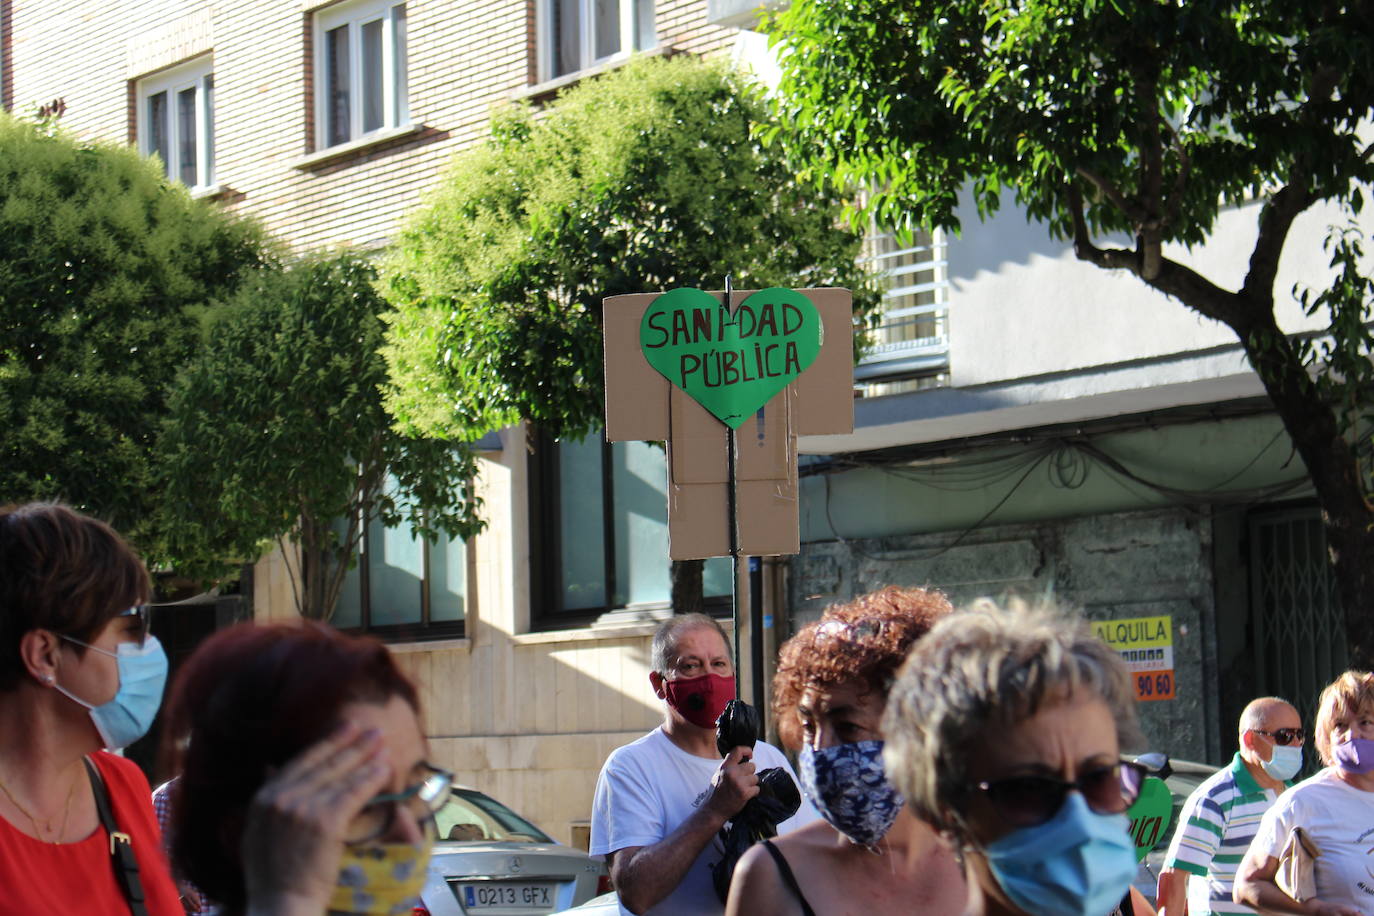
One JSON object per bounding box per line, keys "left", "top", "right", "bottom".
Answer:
{"left": 855, "top": 228, "right": 950, "bottom": 389}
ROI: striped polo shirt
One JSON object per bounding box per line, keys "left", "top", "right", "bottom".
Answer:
{"left": 1163, "top": 752, "right": 1287, "bottom": 914}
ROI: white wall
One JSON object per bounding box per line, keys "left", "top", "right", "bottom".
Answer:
{"left": 948, "top": 194, "right": 1354, "bottom": 387}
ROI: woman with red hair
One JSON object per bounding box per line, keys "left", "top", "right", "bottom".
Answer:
{"left": 725, "top": 586, "right": 967, "bottom": 916}
{"left": 162, "top": 621, "right": 452, "bottom": 916}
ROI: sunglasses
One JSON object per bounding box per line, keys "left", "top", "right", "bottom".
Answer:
{"left": 972, "top": 759, "right": 1147, "bottom": 828}
{"left": 1251, "top": 727, "right": 1305, "bottom": 746}
{"left": 345, "top": 762, "right": 454, "bottom": 845}
{"left": 116, "top": 605, "right": 152, "bottom": 647}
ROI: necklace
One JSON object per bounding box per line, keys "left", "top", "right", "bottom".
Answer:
{"left": 0, "top": 766, "right": 79, "bottom": 844}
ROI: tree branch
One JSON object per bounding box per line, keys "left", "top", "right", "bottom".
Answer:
{"left": 1242, "top": 64, "right": 1344, "bottom": 303}
{"left": 1067, "top": 183, "right": 1137, "bottom": 271}
{"left": 275, "top": 534, "right": 304, "bottom": 617}
{"left": 1160, "top": 118, "right": 1192, "bottom": 236}
{"left": 1074, "top": 166, "right": 1150, "bottom": 226}
{"left": 1069, "top": 183, "right": 1249, "bottom": 328}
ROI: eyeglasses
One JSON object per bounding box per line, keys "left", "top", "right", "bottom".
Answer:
{"left": 345, "top": 763, "right": 454, "bottom": 845}
{"left": 972, "top": 759, "right": 1147, "bottom": 828}
{"left": 1250, "top": 727, "right": 1305, "bottom": 746}
{"left": 116, "top": 606, "right": 151, "bottom": 647}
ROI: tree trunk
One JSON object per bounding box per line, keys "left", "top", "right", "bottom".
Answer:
{"left": 1233, "top": 311, "right": 1374, "bottom": 670}
{"left": 671, "top": 558, "right": 704, "bottom": 616}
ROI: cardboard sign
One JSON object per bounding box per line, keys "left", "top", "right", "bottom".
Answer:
{"left": 1092, "top": 615, "right": 1176, "bottom": 702}
{"left": 1126, "top": 776, "right": 1173, "bottom": 861}
{"left": 639, "top": 287, "right": 823, "bottom": 429}
{"left": 603, "top": 288, "right": 853, "bottom": 559}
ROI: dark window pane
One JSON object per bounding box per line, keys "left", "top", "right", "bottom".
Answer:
{"left": 554, "top": 0, "right": 581, "bottom": 78}
{"left": 333, "top": 516, "right": 363, "bottom": 627}
{"left": 177, "top": 86, "right": 198, "bottom": 185}
{"left": 361, "top": 18, "right": 383, "bottom": 133}
{"left": 594, "top": 0, "right": 620, "bottom": 60}
{"left": 394, "top": 5, "right": 409, "bottom": 122}
{"left": 635, "top": 0, "right": 654, "bottom": 51}
{"left": 611, "top": 441, "right": 669, "bottom": 606}
{"left": 429, "top": 532, "right": 465, "bottom": 623}
{"left": 366, "top": 515, "right": 424, "bottom": 626}
{"left": 559, "top": 436, "right": 607, "bottom": 610}
{"left": 147, "top": 91, "right": 169, "bottom": 177}
{"left": 326, "top": 24, "right": 351, "bottom": 145}
{"left": 703, "top": 557, "right": 731, "bottom": 597}
{"left": 204, "top": 75, "right": 215, "bottom": 185}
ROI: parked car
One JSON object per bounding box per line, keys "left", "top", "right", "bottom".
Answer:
{"left": 551, "top": 891, "right": 618, "bottom": 915}
{"left": 417, "top": 786, "right": 610, "bottom": 916}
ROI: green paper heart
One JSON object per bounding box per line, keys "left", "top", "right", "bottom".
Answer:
{"left": 639, "top": 286, "right": 823, "bottom": 428}
{"left": 1125, "top": 776, "right": 1173, "bottom": 862}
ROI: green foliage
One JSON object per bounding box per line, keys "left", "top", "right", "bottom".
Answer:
{"left": 160, "top": 253, "right": 483, "bottom": 619}
{"left": 0, "top": 112, "right": 265, "bottom": 551}
{"left": 381, "top": 55, "right": 880, "bottom": 442}
{"left": 766, "top": 0, "right": 1374, "bottom": 244}
{"left": 1296, "top": 217, "right": 1374, "bottom": 433}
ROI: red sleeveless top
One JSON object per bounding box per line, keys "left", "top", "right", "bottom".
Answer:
{"left": 0, "top": 751, "right": 183, "bottom": 915}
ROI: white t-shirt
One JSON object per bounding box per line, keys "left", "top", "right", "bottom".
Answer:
{"left": 589, "top": 727, "right": 818, "bottom": 916}
{"left": 1251, "top": 767, "right": 1374, "bottom": 910}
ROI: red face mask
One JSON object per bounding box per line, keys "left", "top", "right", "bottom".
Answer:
{"left": 663, "top": 673, "right": 736, "bottom": 729}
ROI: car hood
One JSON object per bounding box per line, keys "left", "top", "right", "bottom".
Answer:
{"left": 430, "top": 842, "right": 600, "bottom": 880}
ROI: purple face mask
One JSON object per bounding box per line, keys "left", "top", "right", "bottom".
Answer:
{"left": 1334, "top": 737, "right": 1374, "bottom": 774}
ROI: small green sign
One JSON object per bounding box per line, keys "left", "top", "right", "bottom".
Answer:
{"left": 1126, "top": 776, "right": 1173, "bottom": 862}
{"left": 639, "top": 286, "right": 823, "bottom": 428}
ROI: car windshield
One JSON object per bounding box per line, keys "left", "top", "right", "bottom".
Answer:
{"left": 435, "top": 788, "right": 554, "bottom": 844}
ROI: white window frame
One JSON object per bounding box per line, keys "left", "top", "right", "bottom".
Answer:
{"left": 538, "top": 0, "right": 655, "bottom": 83}
{"left": 313, "top": 0, "right": 409, "bottom": 151}
{"left": 136, "top": 56, "right": 215, "bottom": 191}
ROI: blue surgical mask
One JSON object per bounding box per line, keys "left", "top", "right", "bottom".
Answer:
{"left": 983, "top": 791, "right": 1138, "bottom": 916}
{"left": 798, "top": 740, "right": 904, "bottom": 848}
{"left": 1262, "top": 743, "right": 1303, "bottom": 782}
{"left": 54, "top": 635, "right": 168, "bottom": 750}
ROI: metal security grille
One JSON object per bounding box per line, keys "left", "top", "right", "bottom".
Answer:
{"left": 1249, "top": 507, "right": 1347, "bottom": 720}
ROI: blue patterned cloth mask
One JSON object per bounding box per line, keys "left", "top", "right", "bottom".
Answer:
{"left": 798, "top": 740, "right": 904, "bottom": 847}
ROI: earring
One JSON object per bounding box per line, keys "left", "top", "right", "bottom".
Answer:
{"left": 43, "top": 675, "right": 54, "bottom": 684}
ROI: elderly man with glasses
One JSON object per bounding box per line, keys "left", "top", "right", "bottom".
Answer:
{"left": 1157, "top": 697, "right": 1305, "bottom": 916}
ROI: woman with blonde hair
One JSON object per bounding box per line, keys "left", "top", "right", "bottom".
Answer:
{"left": 1234, "top": 670, "right": 1374, "bottom": 916}
{"left": 882, "top": 600, "right": 1150, "bottom": 916}
{"left": 725, "top": 586, "right": 967, "bottom": 916}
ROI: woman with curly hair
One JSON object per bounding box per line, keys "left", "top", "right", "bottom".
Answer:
{"left": 725, "top": 586, "right": 967, "bottom": 916}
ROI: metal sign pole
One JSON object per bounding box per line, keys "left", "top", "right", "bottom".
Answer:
{"left": 723, "top": 276, "right": 742, "bottom": 699}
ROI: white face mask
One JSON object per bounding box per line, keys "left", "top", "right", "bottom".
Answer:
{"left": 1261, "top": 743, "right": 1303, "bottom": 782}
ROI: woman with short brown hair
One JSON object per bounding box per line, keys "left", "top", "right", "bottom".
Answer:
{"left": 0, "top": 501, "right": 182, "bottom": 915}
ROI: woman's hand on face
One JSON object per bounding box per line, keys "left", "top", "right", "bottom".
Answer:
{"left": 242, "top": 722, "right": 390, "bottom": 916}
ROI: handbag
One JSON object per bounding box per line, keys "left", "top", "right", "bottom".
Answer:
{"left": 83, "top": 756, "right": 150, "bottom": 916}
{"left": 1276, "top": 825, "right": 1320, "bottom": 903}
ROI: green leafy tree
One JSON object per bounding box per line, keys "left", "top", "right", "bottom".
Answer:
{"left": 380, "top": 55, "right": 880, "bottom": 443}
{"left": 0, "top": 112, "right": 264, "bottom": 551}
{"left": 380, "top": 55, "right": 880, "bottom": 612}
{"left": 767, "top": 0, "right": 1374, "bottom": 665}
{"left": 160, "top": 253, "right": 484, "bottom": 620}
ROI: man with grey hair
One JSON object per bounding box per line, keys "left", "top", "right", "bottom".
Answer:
{"left": 1156, "top": 697, "right": 1304, "bottom": 915}
{"left": 589, "top": 613, "right": 815, "bottom": 915}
